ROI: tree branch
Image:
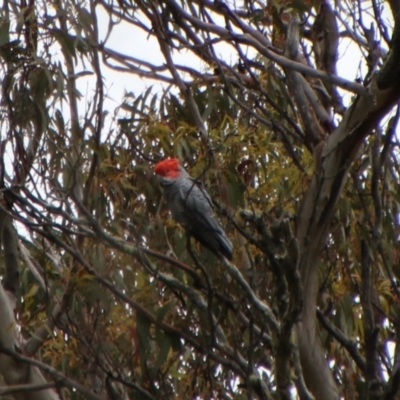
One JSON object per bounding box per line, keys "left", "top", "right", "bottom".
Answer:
{"left": 0, "top": 346, "right": 104, "bottom": 400}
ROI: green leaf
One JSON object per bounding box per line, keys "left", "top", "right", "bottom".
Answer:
{"left": 151, "top": 333, "right": 171, "bottom": 375}
{"left": 137, "top": 313, "right": 152, "bottom": 355}
{"left": 78, "top": 8, "right": 94, "bottom": 29}
{"left": 0, "top": 19, "right": 10, "bottom": 47}
{"left": 52, "top": 29, "right": 77, "bottom": 60}
{"left": 156, "top": 300, "right": 175, "bottom": 322}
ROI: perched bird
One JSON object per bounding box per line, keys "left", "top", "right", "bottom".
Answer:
{"left": 154, "top": 158, "right": 233, "bottom": 260}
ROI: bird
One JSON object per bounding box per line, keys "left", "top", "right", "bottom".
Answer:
{"left": 154, "top": 158, "right": 233, "bottom": 260}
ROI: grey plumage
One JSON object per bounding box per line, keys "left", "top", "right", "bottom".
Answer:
{"left": 155, "top": 160, "right": 233, "bottom": 260}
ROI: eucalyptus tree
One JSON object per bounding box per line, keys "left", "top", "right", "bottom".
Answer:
{"left": 0, "top": 1, "right": 399, "bottom": 399}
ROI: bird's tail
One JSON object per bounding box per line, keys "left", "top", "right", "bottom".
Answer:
{"left": 216, "top": 232, "right": 233, "bottom": 260}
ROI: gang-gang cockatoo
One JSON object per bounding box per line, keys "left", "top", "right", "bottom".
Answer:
{"left": 154, "top": 158, "right": 233, "bottom": 260}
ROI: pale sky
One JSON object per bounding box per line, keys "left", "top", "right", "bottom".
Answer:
{"left": 92, "top": 3, "right": 392, "bottom": 114}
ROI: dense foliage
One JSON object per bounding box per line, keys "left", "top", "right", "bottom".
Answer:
{"left": 0, "top": 0, "right": 400, "bottom": 399}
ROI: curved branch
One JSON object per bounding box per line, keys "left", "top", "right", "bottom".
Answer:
{"left": 296, "top": 14, "right": 400, "bottom": 400}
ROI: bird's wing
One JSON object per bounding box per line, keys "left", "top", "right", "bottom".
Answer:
{"left": 187, "top": 178, "right": 214, "bottom": 207}
{"left": 180, "top": 178, "right": 223, "bottom": 233}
